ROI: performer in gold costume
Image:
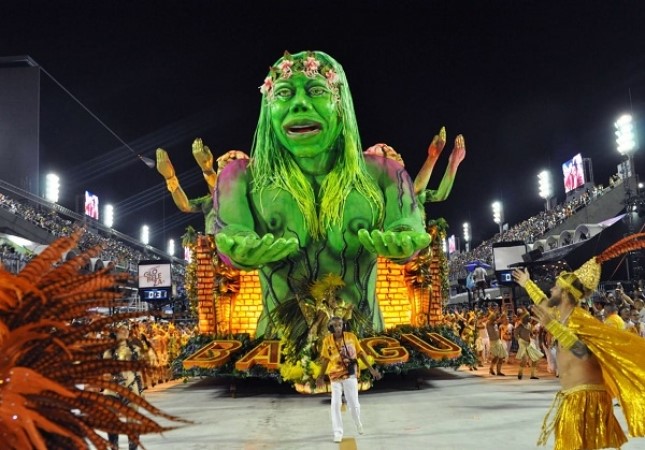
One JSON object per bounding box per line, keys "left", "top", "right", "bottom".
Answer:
{"left": 513, "top": 233, "right": 645, "bottom": 450}
{"left": 103, "top": 324, "right": 144, "bottom": 450}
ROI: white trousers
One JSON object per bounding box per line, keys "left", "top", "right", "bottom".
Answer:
{"left": 330, "top": 376, "right": 361, "bottom": 438}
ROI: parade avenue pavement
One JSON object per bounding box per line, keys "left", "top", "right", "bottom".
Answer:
{"left": 136, "top": 362, "right": 642, "bottom": 450}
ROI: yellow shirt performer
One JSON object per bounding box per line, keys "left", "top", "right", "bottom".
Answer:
{"left": 316, "top": 316, "right": 381, "bottom": 443}
{"left": 513, "top": 233, "right": 645, "bottom": 450}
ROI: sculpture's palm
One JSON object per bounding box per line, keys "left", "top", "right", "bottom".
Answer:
{"left": 358, "top": 229, "right": 431, "bottom": 260}
{"left": 215, "top": 233, "right": 299, "bottom": 268}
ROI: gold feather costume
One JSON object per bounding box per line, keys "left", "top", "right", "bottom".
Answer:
{"left": 522, "top": 233, "right": 645, "bottom": 449}
{"left": 0, "top": 229, "right": 189, "bottom": 450}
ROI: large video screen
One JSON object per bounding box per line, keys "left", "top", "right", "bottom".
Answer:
{"left": 447, "top": 234, "right": 456, "bottom": 255}
{"left": 492, "top": 240, "right": 527, "bottom": 285}
{"left": 562, "top": 153, "right": 585, "bottom": 193}
{"left": 138, "top": 260, "right": 172, "bottom": 289}
{"left": 84, "top": 190, "right": 99, "bottom": 220}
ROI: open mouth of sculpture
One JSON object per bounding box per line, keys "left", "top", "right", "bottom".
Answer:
{"left": 285, "top": 122, "right": 322, "bottom": 137}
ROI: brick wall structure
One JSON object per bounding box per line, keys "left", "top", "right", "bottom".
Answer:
{"left": 195, "top": 235, "right": 216, "bottom": 334}
{"left": 205, "top": 256, "right": 443, "bottom": 336}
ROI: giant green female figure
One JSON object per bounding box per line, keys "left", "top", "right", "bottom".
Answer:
{"left": 214, "top": 51, "right": 430, "bottom": 337}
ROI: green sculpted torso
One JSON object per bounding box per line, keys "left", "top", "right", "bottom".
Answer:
{"left": 214, "top": 51, "right": 430, "bottom": 337}
{"left": 215, "top": 154, "right": 425, "bottom": 336}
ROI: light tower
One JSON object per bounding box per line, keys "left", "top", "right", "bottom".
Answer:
{"left": 492, "top": 201, "right": 504, "bottom": 241}
{"left": 45, "top": 173, "right": 60, "bottom": 203}
{"left": 615, "top": 113, "right": 640, "bottom": 280}
{"left": 141, "top": 225, "right": 150, "bottom": 245}
{"left": 463, "top": 222, "right": 471, "bottom": 252}
{"left": 615, "top": 113, "right": 637, "bottom": 200}
{"left": 103, "top": 204, "right": 114, "bottom": 228}
{"left": 538, "top": 170, "right": 553, "bottom": 211}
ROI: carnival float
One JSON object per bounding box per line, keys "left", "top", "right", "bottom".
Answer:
{"left": 157, "top": 51, "right": 475, "bottom": 392}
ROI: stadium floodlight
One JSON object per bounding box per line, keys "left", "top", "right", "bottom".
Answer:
{"left": 492, "top": 201, "right": 504, "bottom": 239}
{"left": 538, "top": 170, "right": 552, "bottom": 199}
{"left": 103, "top": 204, "right": 114, "bottom": 228}
{"left": 45, "top": 173, "right": 60, "bottom": 203}
{"left": 538, "top": 170, "right": 553, "bottom": 211}
{"left": 463, "top": 222, "right": 471, "bottom": 252}
{"left": 168, "top": 238, "right": 175, "bottom": 256}
{"left": 141, "top": 225, "right": 150, "bottom": 245}
{"left": 615, "top": 114, "right": 636, "bottom": 155}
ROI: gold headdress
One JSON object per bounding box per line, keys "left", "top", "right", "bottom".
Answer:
{"left": 557, "top": 233, "right": 645, "bottom": 300}
{"left": 310, "top": 273, "right": 345, "bottom": 301}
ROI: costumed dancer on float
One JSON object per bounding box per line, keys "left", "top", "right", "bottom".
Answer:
{"left": 316, "top": 316, "right": 381, "bottom": 443}
{"left": 214, "top": 50, "right": 436, "bottom": 336}
{"left": 513, "top": 233, "right": 645, "bottom": 450}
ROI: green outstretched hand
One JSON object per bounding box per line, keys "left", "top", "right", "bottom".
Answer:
{"left": 215, "top": 232, "right": 299, "bottom": 268}
{"left": 358, "top": 229, "right": 431, "bottom": 260}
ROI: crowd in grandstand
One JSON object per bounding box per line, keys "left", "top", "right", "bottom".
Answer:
{"left": 448, "top": 182, "right": 613, "bottom": 282}
{"left": 0, "top": 191, "right": 185, "bottom": 281}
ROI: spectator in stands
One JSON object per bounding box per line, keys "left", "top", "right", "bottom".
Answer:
{"left": 592, "top": 297, "right": 606, "bottom": 321}
{"left": 614, "top": 283, "right": 634, "bottom": 308}
{"left": 634, "top": 298, "right": 645, "bottom": 321}
{"left": 603, "top": 303, "right": 625, "bottom": 330}
{"left": 628, "top": 309, "right": 645, "bottom": 337}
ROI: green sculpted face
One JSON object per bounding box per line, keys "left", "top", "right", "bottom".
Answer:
{"left": 269, "top": 72, "right": 342, "bottom": 161}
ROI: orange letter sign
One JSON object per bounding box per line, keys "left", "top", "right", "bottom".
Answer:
{"left": 361, "top": 336, "right": 409, "bottom": 365}
{"left": 400, "top": 333, "right": 462, "bottom": 359}
{"left": 235, "top": 340, "right": 282, "bottom": 371}
{"left": 183, "top": 340, "right": 243, "bottom": 369}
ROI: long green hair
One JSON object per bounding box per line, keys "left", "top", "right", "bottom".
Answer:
{"left": 251, "top": 50, "right": 384, "bottom": 238}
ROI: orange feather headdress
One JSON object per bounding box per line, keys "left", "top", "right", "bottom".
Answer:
{"left": 0, "top": 229, "right": 189, "bottom": 450}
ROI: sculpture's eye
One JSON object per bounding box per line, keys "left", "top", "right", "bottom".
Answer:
{"left": 274, "top": 87, "right": 293, "bottom": 99}
{"left": 309, "top": 86, "right": 328, "bottom": 97}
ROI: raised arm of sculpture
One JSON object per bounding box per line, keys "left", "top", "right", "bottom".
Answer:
{"left": 156, "top": 147, "right": 202, "bottom": 214}
{"left": 157, "top": 140, "right": 250, "bottom": 236}
{"left": 364, "top": 127, "right": 466, "bottom": 206}
{"left": 415, "top": 128, "right": 466, "bottom": 204}
{"left": 192, "top": 138, "right": 217, "bottom": 192}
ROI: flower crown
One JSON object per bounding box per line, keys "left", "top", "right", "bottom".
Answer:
{"left": 259, "top": 51, "right": 340, "bottom": 101}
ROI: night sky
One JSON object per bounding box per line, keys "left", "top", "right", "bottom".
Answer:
{"left": 1, "top": 1, "right": 644, "bottom": 251}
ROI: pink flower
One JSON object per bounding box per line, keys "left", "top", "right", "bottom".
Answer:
{"left": 325, "top": 69, "right": 339, "bottom": 85}
{"left": 259, "top": 77, "right": 274, "bottom": 96}
{"left": 304, "top": 56, "right": 321, "bottom": 76}
{"left": 278, "top": 59, "right": 293, "bottom": 79}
